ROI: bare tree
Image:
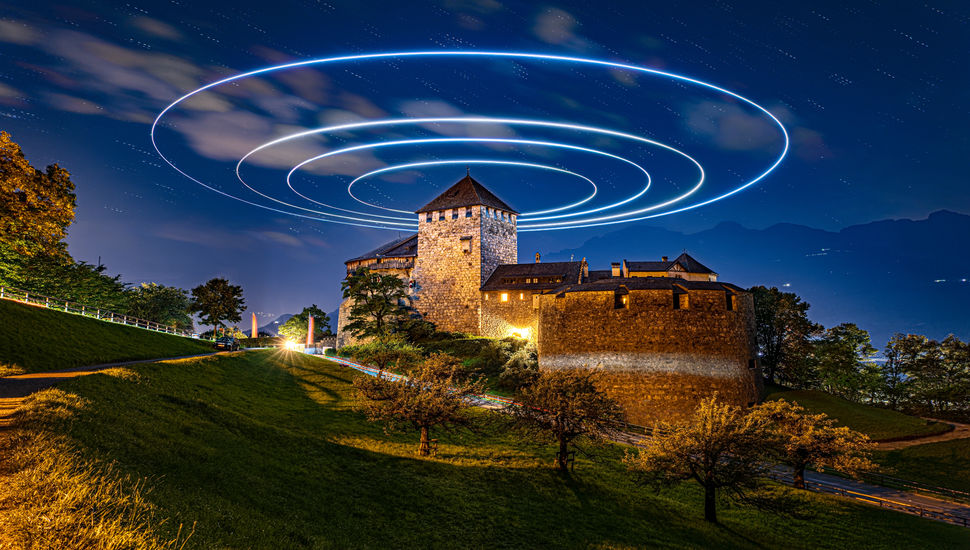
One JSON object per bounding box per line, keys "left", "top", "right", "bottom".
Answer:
{"left": 353, "top": 353, "right": 484, "bottom": 456}
{"left": 753, "top": 399, "right": 875, "bottom": 489}
{"left": 508, "top": 368, "right": 623, "bottom": 471}
{"left": 624, "top": 396, "right": 771, "bottom": 523}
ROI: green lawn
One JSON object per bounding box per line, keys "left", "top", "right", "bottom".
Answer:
{"left": 765, "top": 385, "right": 950, "bottom": 441}
{"left": 7, "top": 350, "right": 967, "bottom": 549}
{"left": 875, "top": 439, "right": 970, "bottom": 494}
{"left": 0, "top": 298, "right": 212, "bottom": 375}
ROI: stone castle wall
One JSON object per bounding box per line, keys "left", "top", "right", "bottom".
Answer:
{"left": 480, "top": 289, "right": 539, "bottom": 339}
{"left": 536, "top": 288, "right": 761, "bottom": 424}
{"left": 411, "top": 206, "right": 515, "bottom": 334}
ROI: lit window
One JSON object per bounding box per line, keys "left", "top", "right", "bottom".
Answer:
{"left": 500, "top": 292, "right": 509, "bottom": 302}
{"left": 614, "top": 292, "right": 629, "bottom": 309}
{"left": 519, "top": 292, "right": 524, "bottom": 300}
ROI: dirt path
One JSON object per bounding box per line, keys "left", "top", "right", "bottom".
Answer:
{"left": 877, "top": 420, "right": 970, "bottom": 451}
{"left": 0, "top": 352, "right": 225, "bottom": 429}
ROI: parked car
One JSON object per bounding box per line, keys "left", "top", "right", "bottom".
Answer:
{"left": 214, "top": 336, "right": 240, "bottom": 351}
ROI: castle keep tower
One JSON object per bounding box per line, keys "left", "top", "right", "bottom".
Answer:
{"left": 411, "top": 174, "right": 517, "bottom": 334}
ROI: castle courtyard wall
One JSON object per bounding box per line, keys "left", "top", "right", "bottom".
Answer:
{"left": 536, "top": 288, "right": 761, "bottom": 424}
{"left": 480, "top": 289, "right": 539, "bottom": 339}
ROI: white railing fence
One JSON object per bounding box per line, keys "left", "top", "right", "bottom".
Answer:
{"left": 0, "top": 285, "right": 195, "bottom": 338}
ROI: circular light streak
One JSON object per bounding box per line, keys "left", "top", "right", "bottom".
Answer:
{"left": 347, "top": 159, "right": 599, "bottom": 216}
{"left": 237, "top": 116, "right": 703, "bottom": 224}
{"left": 285, "top": 136, "right": 654, "bottom": 222}
{"left": 152, "top": 51, "right": 788, "bottom": 231}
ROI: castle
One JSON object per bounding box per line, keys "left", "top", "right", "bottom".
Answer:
{"left": 337, "top": 174, "right": 762, "bottom": 423}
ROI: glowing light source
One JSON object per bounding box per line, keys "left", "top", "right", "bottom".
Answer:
{"left": 508, "top": 327, "right": 532, "bottom": 340}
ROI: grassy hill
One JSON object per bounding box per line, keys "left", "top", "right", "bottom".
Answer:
{"left": 875, "top": 440, "right": 970, "bottom": 494}
{"left": 765, "top": 385, "right": 950, "bottom": 441}
{"left": 0, "top": 298, "right": 212, "bottom": 375}
{"left": 2, "top": 350, "right": 966, "bottom": 548}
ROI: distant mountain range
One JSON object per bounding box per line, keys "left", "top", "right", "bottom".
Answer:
{"left": 546, "top": 210, "right": 970, "bottom": 347}
{"left": 256, "top": 314, "right": 293, "bottom": 336}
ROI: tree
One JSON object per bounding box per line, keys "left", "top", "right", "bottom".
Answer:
{"left": 508, "top": 368, "right": 623, "bottom": 471}
{"left": 340, "top": 267, "right": 411, "bottom": 341}
{"left": 752, "top": 399, "right": 874, "bottom": 489}
{"left": 906, "top": 335, "right": 970, "bottom": 413}
{"left": 624, "top": 396, "right": 772, "bottom": 523}
{"left": 189, "top": 278, "right": 245, "bottom": 336}
{"left": 346, "top": 337, "right": 422, "bottom": 374}
{"left": 0, "top": 131, "right": 76, "bottom": 257}
{"left": 881, "top": 333, "right": 929, "bottom": 410}
{"left": 750, "top": 286, "right": 821, "bottom": 387}
{"left": 278, "top": 304, "right": 333, "bottom": 342}
{"left": 353, "top": 353, "right": 484, "bottom": 456}
{"left": 126, "top": 283, "right": 192, "bottom": 330}
{"left": 812, "top": 323, "right": 877, "bottom": 401}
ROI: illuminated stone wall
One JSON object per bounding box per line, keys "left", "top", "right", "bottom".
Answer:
{"left": 480, "top": 289, "right": 538, "bottom": 339}
{"left": 535, "top": 287, "right": 762, "bottom": 424}
{"left": 412, "top": 206, "right": 516, "bottom": 334}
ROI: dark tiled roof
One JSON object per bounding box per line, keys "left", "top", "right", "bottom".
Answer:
{"left": 624, "top": 253, "right": 717, "bottom": 275}
{"left": 550, "top": 277, "right": 743, "bottom": 294}
{"left": 345, "top": 233, "right": 417, "bottom": 264}
{"left": 626, "top": 260, "right": 675, "bottom": 272}
{"left": 673, "top": 252, "right": 716, "bottom": 274}
{"left": 416, "top": 174, "right": 517, "bottom": 214}
{"left": 482, "top": 261, "right": 584, "bottom": 291}
{"left": 587, "top": 270, "right": 613, "bottom": 282}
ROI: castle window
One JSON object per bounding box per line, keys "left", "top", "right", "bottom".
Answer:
{"left": 426, "top": 213, "right": 432, "bottom": 222}
{"left": 484, "top": 293, "right": 489, "bottom": 300}
{"left": 614, "top": 292, "right": 629, "bottom": 309}
{"left": 726, "top": 293, "right": 736, "bottom": 311}
{"left": 519, "top": 292, "right": 524, "bottom": 300}
{"left": 438, "top": 211, "right": 445, "bottom": 221}
{"left": 673, "top": 292, "right": 689, "bottom": 310}
{"left": 452, "top": 210, "right": 459, "bottom": 219}
{"left": 460, "top": 236, "right": 472, "bottom": 253}
{"left": 465, "top": 208, "right": 473, "bottom": 218}
{"left": 500, "top": 292, "right": 509, "bottom": 302}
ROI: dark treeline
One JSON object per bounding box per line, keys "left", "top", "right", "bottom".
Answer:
{"left": 752, "top": 286, "right": 970, "bottom": 418}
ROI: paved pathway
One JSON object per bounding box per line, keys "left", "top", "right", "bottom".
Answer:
{"left": 877, "top": 419, "right": 970, "bottom": 451}
{"left": 0, "top": 352, "right": 225, "bottom": 429}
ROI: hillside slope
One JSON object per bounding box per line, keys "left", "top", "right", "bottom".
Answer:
{"left": 765, "top": 385, "right": 950, "bottom": 441}
{"left": 3, "top": 350, "right": 966, "bottom": 548}
{"left": 0, "top": 299, "right": 212, "bottom": 375}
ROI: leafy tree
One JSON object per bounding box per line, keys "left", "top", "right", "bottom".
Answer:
{"left": 345, "top": 337, "right": 422, "bottom": 374}
{"left": 881, "top": 333, "right": 930, "bottom": 409}
{"left": 812, "top": 323, "right": 877, "bottom": 400}
{"left": 126, "top": 283, "right": 192, "bottom": 330}
{"left": 508, "top": 368, "right": 623, "bottom": 471}
{"left": 341, "top": 267, "right": 411, "bottom": 341}
{"left": 750, "top": 286, "right": 821, "bottom": 386}
{"left": 278, "top": 304, "right": 332, "bottom": 343}
{"left": 624, "top": 396, "right": 772, "bottom": 523}
{"left": 752, "top": 399, "right": 874, "bottom": 489}
{"left": 906, "top": 335, "right": 970, "bottom": 413}
{"left": 354, "top": 353, "right": 484, "bottom": 456}
{"left": 0, "top": 131, "right": 76, "bottom": 257}
{"left": 498, "top": 340, "right": 539, "bottom": 391}
{"left": 189, "top": 278, "right": 245, "bottom": 336}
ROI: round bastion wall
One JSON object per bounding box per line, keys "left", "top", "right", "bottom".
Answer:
{"left": 535, "top": 287, "right": 763, "bottom": 425}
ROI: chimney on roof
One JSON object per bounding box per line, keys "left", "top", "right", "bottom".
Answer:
{"left": 535, "top": 252, "right": 541, "bottom": 263}
{"left": 662, "top": 256, "right": 668, "bottom": 262}
{"left": 611, "top": 262, "right": 621, "bottom": 277}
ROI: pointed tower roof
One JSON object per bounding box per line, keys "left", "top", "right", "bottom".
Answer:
{"left": 415, "top": 174, "right": 517, "bottom": 214}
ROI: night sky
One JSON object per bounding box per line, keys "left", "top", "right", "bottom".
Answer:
{"left": 1, "top": 1, "right": 967, "bottom": 339}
